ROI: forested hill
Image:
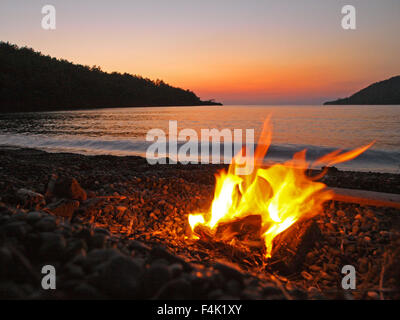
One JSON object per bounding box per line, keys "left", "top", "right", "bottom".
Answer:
{"left": 324, "top": 76, "right": 400, "bottom": 105}
{"left": 0, "top": 42, "right": 221, "bottom": 113}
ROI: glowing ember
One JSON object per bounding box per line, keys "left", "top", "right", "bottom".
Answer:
{"left": 188, "top": 118, "right": 374, "bottom": 258}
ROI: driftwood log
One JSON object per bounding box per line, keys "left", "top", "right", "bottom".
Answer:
{"left": 330, "top": 187, "right": 400, "bottom": 209}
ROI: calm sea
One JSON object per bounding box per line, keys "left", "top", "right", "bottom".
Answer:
{"left": 0, "top": 105, "right": 399, "bottom": 173}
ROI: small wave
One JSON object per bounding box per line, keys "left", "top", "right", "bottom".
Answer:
{"left": 0, "top": 134, "right": 149, "bottom": 156}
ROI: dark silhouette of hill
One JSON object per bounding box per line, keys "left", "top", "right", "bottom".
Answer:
{"left": 324, "top": 76, "right": 400, "bottom": 105}
{"left": 0, "top": 42, "right": 221, "bottom": 113}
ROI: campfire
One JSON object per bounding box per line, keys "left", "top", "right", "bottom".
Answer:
{"left": 188, "top": 118, "right": 373, "bottom": 259}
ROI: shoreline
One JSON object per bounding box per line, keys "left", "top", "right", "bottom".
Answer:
{"left": 0, "top": 102, "right": 223, "bottom": 115}
{"left": 0, "top": 147, "right": 399, "bottom": 194}
{"left": 1, "top": 143, "right": 398, "bottom": 175}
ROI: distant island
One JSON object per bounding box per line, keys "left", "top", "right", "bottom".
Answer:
{"left": 0, "top": 42, "right": 222, "bottom": 113}
{"left": 324, "top": 76, "right": 400, "bottom": 105}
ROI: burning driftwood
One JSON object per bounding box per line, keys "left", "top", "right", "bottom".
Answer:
{"left": 193, "top": 215, "right": 262, "bottom": 243}
{"left": 192, "top": 214, "right": 322, "bottom": 273}
{"left": 189, "top": 186, "right": 400, "bottom": 274}
{"left": 186, "top": 118, "right": 375, "bottom": 270}
{"left": 215, "top": 215, "right": 262, "bottom": 242}
{"left": 192, "top": 215, "right": 265, "bottom": 265}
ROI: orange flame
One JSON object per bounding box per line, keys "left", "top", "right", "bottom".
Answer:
{"left": 188, "top": 118, "right": 373, "bottom": 258}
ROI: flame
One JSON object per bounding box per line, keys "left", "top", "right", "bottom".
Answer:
{"left": 188, "top": 118, "right": 373, "bottom": 258}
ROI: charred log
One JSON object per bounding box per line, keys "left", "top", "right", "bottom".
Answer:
{"left": 268, "top": 219, "right": 323, "bottom": 275}
{"left": 192, "top": 215, "right": 265, "bottom": 267}
{"left": 215, "top": 215, "right": 262, "bottom": 242}
{"left": 193, "top": 215, "right": 262, "bottom": 242}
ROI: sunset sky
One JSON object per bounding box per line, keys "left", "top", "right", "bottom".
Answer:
{"left": 1, "top": 0, "right": 400, "bottom": 104}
